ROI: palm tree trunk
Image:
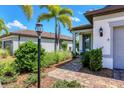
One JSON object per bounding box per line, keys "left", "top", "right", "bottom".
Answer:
{"left": 58, "top": 22, "right": 61, "bottom": 50}
{"left": 54, "top": 17, "right": 58, "bottom": 52}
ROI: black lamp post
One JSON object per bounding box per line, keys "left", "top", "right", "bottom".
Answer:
{"left": 35, "top": 22, "right": 43, "bottom": 88}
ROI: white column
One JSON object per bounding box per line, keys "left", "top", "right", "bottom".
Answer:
{"left": 79, "top": 34, "right": 83, "bottom": 54}
{"left": 73, "top": 32, "right": 76, "bottom": 54}
{"left": 2, "top": 40, "right": 4, "bottom": 49}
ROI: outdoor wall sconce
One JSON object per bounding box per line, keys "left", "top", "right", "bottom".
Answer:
{"left": 99, "top": 27, "right": 103, "bottom": 37}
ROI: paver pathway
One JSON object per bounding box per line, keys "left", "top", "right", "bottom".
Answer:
{"left": 60, "top": 58, "right": 82, "bottom": 71}
{"left": 48, "top": 58, "right": 124, "bottom": 88}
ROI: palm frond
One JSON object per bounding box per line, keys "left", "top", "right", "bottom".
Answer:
{"left": 59, "top": 8, "right": 73, "bottom": 16}
{"left": 21, "top": 5, "right": 33, "bottom": 20}
{"left": 0, "top": 18, "right": 8, "bottom": 35}
{"left": 58, "top": 14, "right": 72, "bottom": 29}
{"left": 37, "top": 13, "right": 54, "bottom": 22}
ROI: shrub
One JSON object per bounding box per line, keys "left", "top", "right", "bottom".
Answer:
{"left": 14, "top": 41, "right": 45, "bottom": 73}
{"left": 61, "top": 41, "right": 68, "bottom": 51}
{"left": 81, "top": 48, "right": 102, "bottom": 71}
{"left": 42, "top": 51, "right": 72, "bottom": 68}
{"left": 0, "top": 74, "right": 18, "bottom": 84}
{"left": 1, "top": 63, "right": 17, "bottom": 77}
{"left": 0, "top": 61, "right": 18, "bottom": 84}
{"left": 0, "top": 49, "right": 9, "bottom": 58}
{"left": 89, "top": 48, "right": 102, "bottom": 71}
{"left": 0, "top": 59, "right": 17, "bottom": 75}
{"left": 53, "top": 80, "right": 81, "bottom": 88}
{"left": 81, "top": 51, "right": 90, "bottom": 67}
{"left": 24, "top": 73, "right": 45, "bottom": 88}
{"left": 72, "top": 52, "right": 78, "bottom": 58}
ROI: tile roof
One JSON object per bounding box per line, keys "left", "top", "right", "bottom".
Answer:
{"left": 1, "top": 30, "right": 72, "bottom": 41}
{"left": 85, "top": 5, "right": 124, "bottom": 23}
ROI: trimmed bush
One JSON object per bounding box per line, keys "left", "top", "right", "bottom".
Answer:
{"left": 14, "top": 41, "right": 45, "bottom": 73}
{"left": 53, "top": 80, "right": 81, "bottom": 88}
{"left": 89, "top": 48, "right": 102, "bottom": 71}
{"left": 81, "top": 48, "right": 102, "bottom": 71}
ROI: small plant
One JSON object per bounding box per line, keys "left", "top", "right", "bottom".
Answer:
{"left": 0, "top": 74, "right": 18, "bottom": 84}
{"left": 72, "top": 52, "right": 77, "bottom": 58}
{"left": 53, "top": 80, "right": 81, "bottom": 88}
{"left": 61, "top": 41, "right": 68, "bottom": 51}
{"left": 24, "top": 73, "right": 45, "bottom": 88}
{"left": 0, "top": 61, "right": 18, "bottom": 84}
{"left": 0, "top": 49, "right": 9, "bottom": 58}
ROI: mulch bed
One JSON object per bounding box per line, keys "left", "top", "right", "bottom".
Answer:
{"left": 79, "top": 67, "right": 113, "bottom": 78}
{"left": 2, "top": 58, "right": 73, "bottom": 88}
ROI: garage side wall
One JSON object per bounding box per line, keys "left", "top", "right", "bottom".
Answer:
{"left": 93, "top": 12, "right": 124, "bottom": 69}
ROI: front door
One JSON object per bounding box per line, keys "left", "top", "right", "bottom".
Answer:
{"left": 83, "top": 34, "right": 91, "bottom": 52}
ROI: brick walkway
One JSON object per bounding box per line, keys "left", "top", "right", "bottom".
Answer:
{"left": 48, "top": 58, "right": 124, "bottom": 88}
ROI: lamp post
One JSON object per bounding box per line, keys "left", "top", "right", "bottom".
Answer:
{"left": 35, "top": 22, "right": 43, "bottom": 88}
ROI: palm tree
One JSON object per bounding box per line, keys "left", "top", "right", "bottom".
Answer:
{"left": 38, "top": 5, "right": 73, "bottom": 52}
{"left": 20, "top": 5, "right": 33, "bottom": 20}
{"left": 0, "top": 18, "right": 8, "bottom": 35}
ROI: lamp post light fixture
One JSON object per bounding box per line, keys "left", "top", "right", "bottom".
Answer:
{"left": 99, "top": 27, "right": 103, "bottom": 37}
{"left": 35, "top": 22, "right": 43, "bottom": 88}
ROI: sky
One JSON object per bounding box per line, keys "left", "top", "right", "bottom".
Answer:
{"left": 0, "top": 5, "right": 105, "bottom": 36}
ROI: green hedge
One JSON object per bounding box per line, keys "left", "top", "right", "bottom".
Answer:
{"left": 42, "top": 51, "right": 72, "bottom": 68}
{"left": 81, "top": 48, "right": 102, "bottom": 71}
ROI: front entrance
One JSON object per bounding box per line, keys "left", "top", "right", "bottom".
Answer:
{"left": 83, "top": 34, "right": 91, "bottom": 52}
{"left": 114, "top": 26, "right": 124, "bottom": 69}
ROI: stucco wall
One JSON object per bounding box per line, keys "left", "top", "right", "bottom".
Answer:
{"left": 93, "top": 11, "right": 124, "bottom": 69}
{"left": 11, "top": 36, "right": 72, "bottom": 53}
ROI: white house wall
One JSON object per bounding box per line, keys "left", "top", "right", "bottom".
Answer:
{"left": 12, "top": 36, "right": 72, "bottom": 53}
{"left": 93, "top": 11, "right": 124, "bottom": 69}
